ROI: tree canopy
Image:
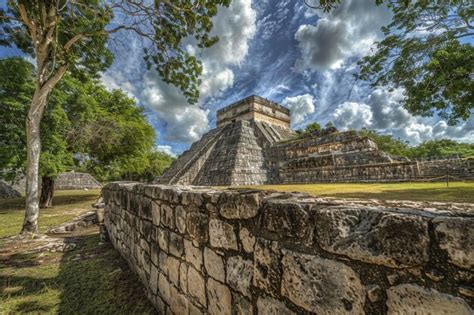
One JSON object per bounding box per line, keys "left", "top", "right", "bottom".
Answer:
{"left": 359, "top": 128, "right": 474, "bottom": 159}
{"left": 0, "top": 57, "right": 174, "bottom": 186}
{"left": 357, "top": 1, "right": 473, "bottom": 124}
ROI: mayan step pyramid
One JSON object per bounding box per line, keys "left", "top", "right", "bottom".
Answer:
{"left": 155, "top": 95, "right": 474, "bottom": 186}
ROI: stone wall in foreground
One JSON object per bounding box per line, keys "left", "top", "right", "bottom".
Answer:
{"left": 103, "top": 182, "right": 474, "bottom": 314}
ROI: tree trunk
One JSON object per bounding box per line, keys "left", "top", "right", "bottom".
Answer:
{"left": 21, "top": 90, "right": 46, "bottom": 234}
{"left": 39, "top": 176, "right": 55, "bottom": 208}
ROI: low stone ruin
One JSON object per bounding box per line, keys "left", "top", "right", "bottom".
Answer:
{"left": 0, "top": 180, "right": 22, "bottom": 198}
{"left": 103, "top": 182, "right": 474, "bottom": 314}
{"left": 54, "top": 171, "right": 102, "bottom": 190}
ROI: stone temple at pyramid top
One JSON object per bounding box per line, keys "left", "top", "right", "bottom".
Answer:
{"left": 216, "top": 95, "right": 291, "bottom": 130}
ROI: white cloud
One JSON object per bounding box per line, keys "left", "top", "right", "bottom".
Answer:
{"left": 282, "top": 94, "right": 315, "bottom": 126}
{"left": 141, "top": 0, "right": 256, "bottom": 144}
{"left": 295, "top": 0, "right": 391, "bottom": 71}
{"left": 330, "top": 87, "right": 474, "bottom": 144}
{"left": 156, "top": 145, "right": 176, "bottom": 157}
{"left": 332, "top": 101, "right": 373, "bottom": 130}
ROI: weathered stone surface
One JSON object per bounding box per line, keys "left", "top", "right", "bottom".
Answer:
{"left": 149, "top": 264, "right": 159, "bottom": 294}
{"left": 188, "top": 266, "right": 207, "bottom": 307}
{"left": 226, "top": 256, "right": 253, "bottom": 297}
{"left": 233, "top": 293, "right": 253, "bottom": 315}
{"left": 167, "top": 256, "right": 180, "bottom": 286}
{"left": 433, "top": 216, "right": 474, "bottom": 270}
{"left": 158, "top": 273, "right": 171, "bottom": 304}
{"left": 207, "top": 278, "right": 232, "bottom": 315}
{"left": 261, "top": 200, "right": 312, "bottom": 241}
{"left": 314, "top": 208, "right": 430, "bottom": 268}
{"left": 189, "top": 303, "right": 205, "bottom": 315}
{"left": 184, "top": 239, "right": 202, "bottom": 270}
{"left": 281, "top": 250, "right": 365, "bottom": 314}
{"left": 204, "top": 247, "right": 225, "bottom": 282}
{"left": 239, "top": 227, "right": 255, "bottom": 253}
{"left": 169, "top": 232, "right": 184, "bottom": 257}
{"left": 156, "top": 227, "right": 169, "bottom": 252}
{"left": 256, "top": 296, "right": 295, "bottom": 315}
{"left": 386, "top": 284, "right": 473, "bottom": 315}
{"left": 187, "top": 212, "right": 209, "bottom": 244}
{"left": 170, "top": 284, "right": 188, "bottom": 314}
{"left": 158, "top": 252, "right": 168, "bottom": 276}
{"left": 175, "top": 205, "right": 187, "bottom": 234}
{"left": 161, "top": 204, "right": 174, "bottom": 229}
{"left": 366, "top": 284, "right": 382, "bottom": 303}
{"left": 209, "top": 219, "right": 238, "bottom": 250}
{"left": 219, "top": 192, "right": 260, "bottom": 219}
{"left": 253, "top": 239, "right": 281, "bottom": 296}
{"left": 179, "top": 262, "right": 188, "bottom": 294}
{"left": 151, "top": 201, "right": 161, "bottom": 226}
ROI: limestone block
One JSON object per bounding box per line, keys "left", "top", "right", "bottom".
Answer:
{"left": 207, "top": 278, "right": 232, "bottom": 315}
{"left": 386, "top": 284, "right": 473, "bottom": 315}
{"left": 253, "top": 238, "right": 281, "bottom": 296}
{"left": 314, "top": 208, "right": 429, "bottom": 268}
{"left": 219, "top": 192, "right": 260, "bottom": 219}
{"left": 140, "top": 197, "right": 152, "bottom": 221}
{"left": 188, "top": 266, "right": 207, "bottom": 307}
{"left": 209, "top": 219, "right": 238, "bottom": 250}
{"left": 167, "top": 255, "right": 180, "bottom": 286}
{"left": 151, "top": 201, "right": 161, "bottom": 226}
{"left": 184, "top": 239, "right": 203, "bottom": 270}
{"left": 233, "top": 293, "right": 253, "bottom": 315}
{"left": 226, "top": 256, "right": 253, "bottom": 297}
{"left": 150, "top": 242, "right": 159, "bottom": 267}
{"left": 179, "top": 262, "right": 188, "bottom": 294}
{"left": 256, "top": 296, "right": 295, "bottom": 315}
{"left": 149, "top": 263, "right": 159, "bottom": 294}
{"left": 239, "top": 227, "right": 256, "bottom": 253}
{"left": 159, "top": 251, "right": 168, "bottom": 276}
{"left": 187, "top": 212, "right": 209, "bottom": 244}
{"left": 161, "top": 204, "right": 174, "bottom": 229}
{"left": 169, "top": 232, "right": 184, "bottom": 257}
{"left": 175, "top": 205, "right": 187, "bottom": 234}
{"left": 170, "top": 284, "right": 188, "bottom": 315}
{"left": 433, "top": 216, "right": 474, "bottom": 270}
{"left": 140, "top": 220, "right": 152, "bottom": 241}
{"left": 157, "top": 227, "right": 169, "bottom": 253}
{"left": 281, "top": 250, "right": 365, "bottom": 314}
{"left": 260, "top": 200, "right": 312, "bottom": 242}
{"left": 158, "top": 272, "right": 171, "bottom": 304}
{"left": 204, "top": 247, "right": 225, "bottom": 282}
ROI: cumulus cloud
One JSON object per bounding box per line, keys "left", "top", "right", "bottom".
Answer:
{"left": 332, "top": 102, "right": 373, "bottom": 130}
{"left": 156, "top": 145, "right": 176, "bottom": 157}
{"left": 282, "top": 94, "right": 315, "bottom": 126}
{"left": 140, "top": 0, "right": 256, "bottom": 144}
{"left": 295, "top": 0, "right": 391, "bottom": 71}
{"left": 330, "top": 87, "right": 474, "bottom": 144}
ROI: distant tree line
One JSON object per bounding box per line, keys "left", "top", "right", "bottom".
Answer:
{"left": 0, "top": 58, "right": 174, "bottom": 208}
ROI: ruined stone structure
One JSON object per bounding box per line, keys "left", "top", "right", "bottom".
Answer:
{"left": 54, "top": 171, "right": 102, "bottom": 190}
{"left": 103, "top": 182, "right": 474, "bottom": 314}
{"left": 156, "top": 95, "right": 474, "bottom": 186}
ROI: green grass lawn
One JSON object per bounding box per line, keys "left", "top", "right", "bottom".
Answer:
{"left": 237, "top": 181, "right": 474, "bottom": 203}
{"left": 0, "top": 190, "right": 101, "bottom": 238}
{"left": 0, "top": 190, "right": 156, "bottom": 314}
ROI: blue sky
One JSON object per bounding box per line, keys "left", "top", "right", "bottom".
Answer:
{"left": 2, "top": 0, "right": 473, "bottom": 156}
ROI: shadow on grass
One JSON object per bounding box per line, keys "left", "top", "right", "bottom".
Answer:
{"left": 321, "top": 186, "right": 474, "bottom": 203}
{"left": 0, "top": 233, "right": 156, "bottom": 314}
